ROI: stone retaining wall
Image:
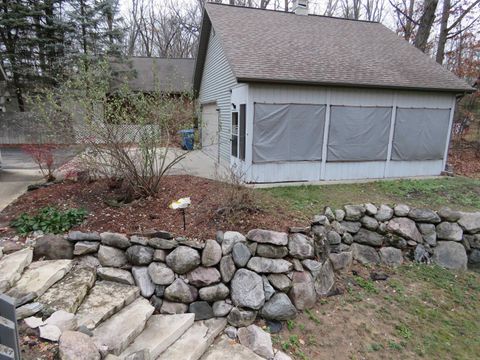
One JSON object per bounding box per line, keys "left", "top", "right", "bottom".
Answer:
{"left": 33, "top": 204, "right": 480, "bottom": 327}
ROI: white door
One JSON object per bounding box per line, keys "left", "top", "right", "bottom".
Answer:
{"left": 201, "top": 103, "right": 219, "bottom": 159}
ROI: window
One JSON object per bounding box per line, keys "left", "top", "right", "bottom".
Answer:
{"left": 327, "top": 106, "right": 392, "bottom": 162}
{"left": 231, "top": 111, "right": 238, "bottom": 157}
{"left": 252, "top": 103, "right": 326, "bottom": 163}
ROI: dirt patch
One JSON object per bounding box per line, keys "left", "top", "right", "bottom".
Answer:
{"left": 0, "top": 175, "right": 306, "bottom": 240}
{"left": 449, "top": 146, "right": 480, "bottom": 178}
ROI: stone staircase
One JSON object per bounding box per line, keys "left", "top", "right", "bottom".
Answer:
{"left": 0, "top": 248, "right": 259, "bottom": 360}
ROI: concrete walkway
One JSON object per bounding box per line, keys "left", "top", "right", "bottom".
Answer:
{"left": 0, "top": 169, "right": 42, "bottom": 212}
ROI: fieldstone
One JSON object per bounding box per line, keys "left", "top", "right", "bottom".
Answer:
{"left": 45, "top": 310, "right": 77, "bottom": 332}
{"left": 415, "top": 245, "right": 429, "bottom": 263}
{"left": 394, "top": 204, "right": 410, "bottom": 217}
{"left": 261, "top": 293, "right": 297, "bottom": 321}
{"left": 155, "top": 285, "right": 165, "bottom": 297}
{"left": 149, "top": 295, "right": 163, "bottom": 312}
{"left": 328, "top": 252, "right": 353, "bottom": 271}
{"left": 360, "top": 216, "right": 379, "bottom": 230}
{"left": 202, "top": 240, "right": 222, "bottom": 267}
{"left": 148, "top": 237, "right": 178, "bottom": 250}
{"left": 263, "top": 276, "right": 275, "bottom": 301}
{"left": 342, "top": 232, "right": 354, "bottom": 245}
{"left": 74, "top": 241, "right": 99, "bottom": 256}
{"left": 247, "top": 257, "right": 293, "bottom": 274}
{"left": 379, "top": 247, "right": 403, "bottom": 267}
{"left": 153, "top": 249, "right": 166, "bottom": 262}
{"left": 148, "top": 262, "right": 175, "bottom": 285}
{"left": 267, "top": 274, "right": 292, "bottom": 292}
{"left": 324, "top": 207, "right": 335, "bottom": 221}
{"left": 100, "top": 232, "right": 130, "bottom": 249}
{"left": 232, "top": 242, "right": 251, "bottom": 267}
{"left": 247, "top": 242, "right": 258, "bottom": 256}
{"left": 387, "top": 217, "right": 423, "bottom": 243}
{"left": 132, "top": 266, "right": 155, "bottom": 298}
{"left": 176, "top": 238, "right": 205, "bottom": 250}
{"left": 199, "top": 283, "right": 230, "bottom": 302}
{"left": 227, "top": 307, "right": 257, "bottom": 327}
{"left": 97, "top": 245, "right": 128, "bottom": 268}
{"left": 238, "top": 325, "right": 274, "bottom": 359}
{"left": 364, "top": 203, "right": 378, "bottom": 216}
{"left": 97, "top": 267, "right": 134, "bottom": 285}
{"left": 375, "top": 205, "right": 394, "bottom": 222}
{"left": 187, "top": 266, "right": 221, "bottom": 287}
{"left": 436, "top": 222, "right": 463, "bottom": 241}
{"left": 75, "top": 255, "right": 100, "bottom": 269}
{"left": 17, "top": 302, "right": 43, "bottom": 320}
{"left": 377, "top": 222, "right": 388, "bottom": 234}
{"left": 301, "top": 259, "right": 322, "bottom": 278}
{"left": 274, "top": 351, "right": 293, "bottom": 360}
{"left": 39, "top": 324, "right": 62, "bottom": 342}
{"left": 160, "top": 301, "right": 188, "bottom": 314}
{"left": 59, "top": 331, "right": 101, "bottom": 360}
{"left": 256, "top": 244, "right": 288, "bottom": 258}
{"left": 432, "top": 241, "right": 468, "bottom": 270}
{"left": 224, "top": 326, "right": 238, "bottom": 339}
{"left": 387, "top": 235, "right": 408, "bottom": 249}
{"left": 246, "top": 229, "right": 288, "bottom": 246}
{"left": 408, "top": 208, "right": 441, "bottom": 223}
{"left": 458, "top": 212, "right": 480, "bottom": 233}
{"left": 340, "top": 221, "right": 362, "bottom": 234}
{"left": 231, "top": 269, "right": 265, "bottom": 310}
{"left": 288, "top": 233, "right": 314, "bottom": 259}
{"left": 343, "top": 205, "right": 365, "bottom": 221}
{"left": 438, "top": 207, "right": 462, "bottom": 222}
{"left": 125, "top": 245, "right": 154, "bottom": 266}
{"left": 418, "top": 223, "right": 437, "bottom": 246}
{"left": 222, "top": 232, "right": 247, "bottom": 255}
{"left": 68, "top": 231, "right": 101, "bottom": 242}
{"left": 25, "top": 316, "right": 45, "bottom": 328}
{"left": 142, "top": 230, "right": 173, "bottom": 239}
{"left": 164, "top": 278, "right": 198, "bottom": 303}
{"left": 288, "top": 271, "right": 316, "bottom": 310}
{"left": 351, "top": 243, "right": 380, "bottom": 264}
{"left": 213, "top": 301, "right": 233, "bottom": 317}
{"left": 314, "top": 260, "right": 335, "bottom": 296}
{"left": 189, "top": 301, "right": 214, "bottom": 320}
{"left": 327, "top": 231, "right": 342, "bottom": 245}
{"left": 165, "top": 246, "right": 200, "bottom": 274}
{"left": 313, "top": 224, "right": 329, "bottom": 236}
{"left": 34, "top": 235, "right": 74, "bottom": 260}
{"left": 469, "top": 249, "right": 480, "bottom": 264}
{"left": 0, "top": 248, "right": 33, "bottom": 293}
{"left": 216, "top": 231, "right": 224, "bottom": 244}
{"left": 290, "top": 258, "right": 303, "bottom": 272}
{"left": 129, "top": 235, "right": 149, "bottom": 246}
{"left": 353, "top": 228, "right": 384, "bottom": 247}
{"left": 312, "top": 215, "right": 329, "bottom": 226}
{"left": 334, "top": 209, "right": 345, "bottom": 221}
{"left": 220, "top": 255, "right": 236, "bottom": 283}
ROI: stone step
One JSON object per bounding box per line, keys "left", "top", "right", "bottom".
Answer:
{"left": 200, "top": 336, "right": 264, "bottom": 360}
{"left": 118, "top": 313, "right": 195, "bottom": 359}
{"left": 36, "top": 266, "right": 96, "bottom": 316}
{"left": 92, "top": 298, "right": 154, "bottom": 356}
{"left": 0, "top": 248, "right": 33, "bottom": 292}
{"left": 157, "top": 318, "right": 227, "bottom": 360}
{"left": 76, "top": 281, "right": 140, "bottom": 330}
{"left": 6, "top": 259, "right": 72, "bottom": 306}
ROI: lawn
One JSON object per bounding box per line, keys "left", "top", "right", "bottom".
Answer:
{"left": 273, "top": 263, "right": 480, "bottom": 360}
{"left": 259, "top": 176, "right": 480, "bottom": 218}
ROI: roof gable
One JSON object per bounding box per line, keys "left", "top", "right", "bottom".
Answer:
{"left": 194, "top": 3, "right": 473, "bottom": 93}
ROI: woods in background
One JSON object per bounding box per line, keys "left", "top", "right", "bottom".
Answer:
{"left": 1, "top": 0, "right": 479, "bottom": 111}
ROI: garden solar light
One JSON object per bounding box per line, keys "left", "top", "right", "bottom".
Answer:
{"left": 169, "top": 197, "right": 191, "bottom": 230}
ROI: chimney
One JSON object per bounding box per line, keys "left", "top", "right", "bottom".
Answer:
{"left": 293, "top": 0, "right": 308, "bottom": 15}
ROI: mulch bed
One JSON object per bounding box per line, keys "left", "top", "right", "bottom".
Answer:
{"left": 449, "top": 146, "right": 480, "bottom": 178}
{"left": 0, "top": 175, "right": 305, "bottom": 241}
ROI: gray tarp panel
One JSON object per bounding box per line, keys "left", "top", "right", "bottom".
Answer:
{"left": 392, "top": 108, "right": 451, "bottom": 161}
{"left": 253, "top": 103, "right": 326, "bottom": 163}
{"left": 327, "top": 106, "right": 392, "bottom": 161}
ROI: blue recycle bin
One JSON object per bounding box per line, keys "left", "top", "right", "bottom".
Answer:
{"left": 179, "top": 129, "right": 195, "bottom": 150}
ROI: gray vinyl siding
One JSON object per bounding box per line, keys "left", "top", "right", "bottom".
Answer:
{"left": 199, "top": 30, "right": 237, "bottom": 163}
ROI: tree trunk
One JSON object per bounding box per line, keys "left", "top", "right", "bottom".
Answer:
{"left": 435, "top": 0, "right": 450, "bottom": 64}
{"left": 414, "top": 0, "right": 438, "bottom": 52}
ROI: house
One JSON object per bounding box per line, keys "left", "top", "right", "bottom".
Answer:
{"left": 193, "top": 1, "right": 474, "bottom": 183}
{"left": 111, "top": 57, "right": 195, "bottom": 95}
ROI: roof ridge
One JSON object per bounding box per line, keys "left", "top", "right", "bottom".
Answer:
{"left": 205, "top": 2, "right": 380, "bottom": 24}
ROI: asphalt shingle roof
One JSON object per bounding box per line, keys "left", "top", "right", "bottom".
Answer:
{"left": 198, "top": 3, "right": 473, "bottom": 93}
{"left": 112, "top": 57, "right": 194, "bottom": 93}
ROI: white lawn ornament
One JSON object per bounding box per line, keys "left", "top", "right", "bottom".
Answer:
{"left": 169, "top": 197, "right": 191, "bottom": 229}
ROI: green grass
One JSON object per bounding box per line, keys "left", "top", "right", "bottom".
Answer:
{"left": 259, "top": 177, "right": 480, "bottom": 218}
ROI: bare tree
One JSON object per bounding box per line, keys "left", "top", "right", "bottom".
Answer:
{"left": 341, "top": 0, "right": 362, "bottom": 19}
{"left": 390, "top": 0, "right": 418, "bottom": 41}
{"left": 413, "top": 0, "right": 438, "bottom": 52}
{"left": 363, "top": 0, "right": 386, "bottom": 21}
